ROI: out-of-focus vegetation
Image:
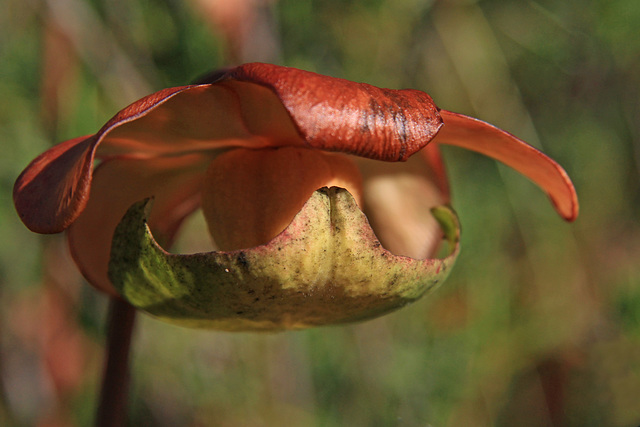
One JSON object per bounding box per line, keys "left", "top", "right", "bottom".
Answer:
{"left": 1, "top": 0, "right": 639, "bottom": 425}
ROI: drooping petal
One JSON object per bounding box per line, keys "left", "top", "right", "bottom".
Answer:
{"left": 201, "top": 147, "right": 363, "bottom": 251}
{"left": 224, "top": 63, "right": 444, "bottom": 161}
{"left": 436, "top": 110, "right": 579, "bottom": 221}
{"left": 67, "top": 154, "right": 211, "bottom": 295}
{"left": 108, "top": 188, "right": 460, "bottom": 330}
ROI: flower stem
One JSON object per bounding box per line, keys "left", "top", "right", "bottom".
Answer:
{"left": 96, "top": 297, "right": 137, "bottom": 427}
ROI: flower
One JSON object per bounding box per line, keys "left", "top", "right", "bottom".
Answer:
{"left": 13, "top": 63, "right": 578, "bottom": 330}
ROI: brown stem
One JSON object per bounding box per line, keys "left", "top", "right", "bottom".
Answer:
{"left": 96, "top": 297, "right": 137, "bottom": 427}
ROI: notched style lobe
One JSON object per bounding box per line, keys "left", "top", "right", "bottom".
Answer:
{"left": 12, "top": 62, "right": 578, "bottom": 330}
{"left": 109, "top": 190, "right": 459, "bottom": 330}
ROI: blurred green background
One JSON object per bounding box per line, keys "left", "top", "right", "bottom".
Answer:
{"left": 1, "top": 0, "right": 639, "bottom": 425}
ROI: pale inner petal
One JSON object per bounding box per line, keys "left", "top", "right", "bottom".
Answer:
{"left": 357, "top": 152, "right": 446, "bottom": 260}
{"left": 201, "top": 147, "right": 364, "bottom": 251}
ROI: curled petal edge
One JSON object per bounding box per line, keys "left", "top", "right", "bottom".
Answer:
{"left": 108, "top": 187, "right": 460, "bottom": 331}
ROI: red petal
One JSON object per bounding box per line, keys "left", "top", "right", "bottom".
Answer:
{"left": 96, "top": 84, "right": 303, "bottom": 158}
{"left": 435, "top": 110, "right": 579, "bottom": 221}
{"left": 13, "top": 82, "right": 304, "bottom": 234}
{"left": 13, "top": 136, "right": 94, "bottom": 233}
{"left": 67, "top": 154, "right": 210, "bottom": 295}
{"left": 226, "top": 63, "right": 444, "bottom": 161}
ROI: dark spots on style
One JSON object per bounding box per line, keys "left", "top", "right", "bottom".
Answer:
{"left": 387, "top": 274, "right": 400, "bottom": 288}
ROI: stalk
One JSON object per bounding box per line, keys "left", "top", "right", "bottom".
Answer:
{"left": 96, "top": 297, "right": 137, "bottom": 427}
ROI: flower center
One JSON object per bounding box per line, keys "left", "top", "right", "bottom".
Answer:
{"left": 201, "top": 147, "right": 364, "bottom": 251}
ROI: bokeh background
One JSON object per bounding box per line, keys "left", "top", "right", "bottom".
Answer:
{"left": 1, "top": 0, "right": 639, "bottom": 425}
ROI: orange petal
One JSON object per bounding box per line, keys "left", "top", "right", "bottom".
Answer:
{"left": 67, "top": 154, "right": 210, "bottom": 295}
{"left": 225, "top": 63, "right": 444, "bottom": 161}
{"left": 201, "top": 147, "right": 363, "bottom": 251}
{"left": 435, "top": 110, "right": 579, "bottom": 221}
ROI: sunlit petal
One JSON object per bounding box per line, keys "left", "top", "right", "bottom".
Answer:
{"left": 436, "top": 110, "right": 579, "bottom": 221}
{"left": 225, "top": 63, "right": 444, "bottom": 161}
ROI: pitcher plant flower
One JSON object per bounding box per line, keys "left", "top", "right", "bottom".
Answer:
{"left": 13, "top": 63, "right": 578, "bottom": 331}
